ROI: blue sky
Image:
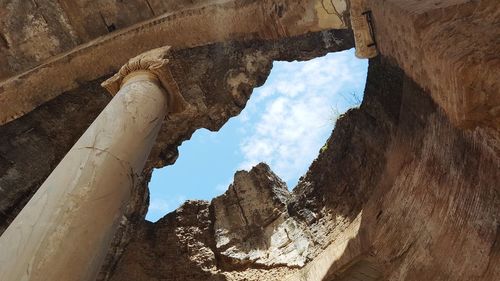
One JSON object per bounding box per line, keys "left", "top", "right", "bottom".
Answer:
{"left": 146, "top": 49, "right": 368, "bottom": 222}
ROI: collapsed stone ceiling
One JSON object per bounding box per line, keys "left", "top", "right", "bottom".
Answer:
{"left": 0, "top": 0, "right": 499, "bottom": 280}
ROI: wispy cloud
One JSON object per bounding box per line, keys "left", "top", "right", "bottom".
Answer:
{"left": 149, "top": 198, "right": 170, "bottom": 213}
{"left": 238, "top": 50, "right": 367, "bottom": 187}
{"left": 147, "top": 196, "right": 189, "bottom": 222}
{"left": 215, "top": 178, "right": 233, "bottom": 193}
{"left": 146, "top": 49, "right": 367, "bottom": 221}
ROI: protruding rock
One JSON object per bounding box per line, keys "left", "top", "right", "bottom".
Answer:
{"left": 213, "top": 163, "right": 312, "bottom": 267}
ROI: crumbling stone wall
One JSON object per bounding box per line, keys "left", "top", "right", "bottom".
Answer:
{"left": 0, "top": 0, "right": 498, "bottom": 280}
{"left": 105, "top": 56, "right": 500, "bottom": 281}
{"left": 0, "top": 0, "right": 225, "bottom": 79}
{"left": 0, "top": 30, "right": 354, "bottom": 281}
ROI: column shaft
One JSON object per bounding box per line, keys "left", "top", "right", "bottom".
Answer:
{"left": 0, "top": 73, "right": 167, "bottom": 281}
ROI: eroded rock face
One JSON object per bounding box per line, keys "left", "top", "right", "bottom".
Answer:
{"left": 108, "top": 164, "right": 307, "bottom": 281}
{"left": 369, "top": 0, "right": 500, "bottom": 129}
{"left": 108, "top": 200, "right": 223, "bottom": 281}
{"left": 213, "top": 163, "right": 310, "bottom": 267}
{"left": 0, "top": 29, "right": 354, "bottom": 281}
{"left": 107, "top": 56, "right": 500, "bottom": 281}
{"left": 0, "top": 0, "right": 498, "bottom": 280}
{"left": 0, "top": 0, "right": 242, "bottom": 80}
{"left": 287, "top": 56, "right": 500, "bottom": 281}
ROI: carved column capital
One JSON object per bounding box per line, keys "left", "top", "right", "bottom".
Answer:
{"left": 101, "top": 46, "right": 186, "bottom": 114}
{"left": 0, "top": 46, "right": 179, "bottom": 281}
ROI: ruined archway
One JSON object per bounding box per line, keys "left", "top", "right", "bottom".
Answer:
{"left": 146, "top": 49, "right": 368, "bottom": 222}
{"left": 0, "top": 0, "right": 499, "bottom": 281}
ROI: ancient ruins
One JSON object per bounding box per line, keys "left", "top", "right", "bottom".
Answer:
{"left": 0, "top": 0, "right": 498, "bottom": 280}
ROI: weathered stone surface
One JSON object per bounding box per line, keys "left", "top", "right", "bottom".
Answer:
{"left": 108, "top": 199, "right": 301, "bottom": 281}
{"left": 0, "top": 29, "right": 353, "bottom": 280}
{"left": 213, "top": 163, "right": 310, "bottom": 267}
{"left": 0, "top": 66, "right": 171, "bottom": 281}
{"left": 0, "top": 84, "right": 111, "bottom": 233}
{"left": 106, "top": 163, "right": 310, "bottom": 280}
{"left": 369, "top": 0, "right": 500, "bottom": 129}
{"left": 0, "top": 0, "right": 350, "bottom": 125}
{"left": 0, "top": 0, "right": 499, "bottom": 280}
{"left": 108, "top": 200, "right": 223, "bottom": 281}
{"left": 106, "top": 56, "right": 500, "bottom": 281}
{"left": 0, "top": 0, "right": 253, "bottom": 80}
{"left": 288, "top": 56, "right": 500, "bottom": 281}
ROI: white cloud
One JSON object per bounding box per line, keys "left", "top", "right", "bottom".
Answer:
{"left": 146, "top": 50, "right": 367, "bottom": 222}
{"left": 238, "top": 50, "right": 367, "bottom": 186}
{"left": 175, "top": 195, "right": 187, "bottom": 205}
{"left": 149, "top": 198, "right": 170, "bottom": 213}
{"left": 215, "top": 178, "right": 233, "bottom": 193}
{"left": 147, "top": 196, "right": 187, "bottom": 221}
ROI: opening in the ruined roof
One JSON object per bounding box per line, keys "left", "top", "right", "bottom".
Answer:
{"left": 146, "top": 49, "right": 368, "bottom": 222}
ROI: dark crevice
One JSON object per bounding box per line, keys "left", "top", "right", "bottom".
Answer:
{"left": 0, "top": 33, "right": 10, "bottom": 49}
{"left": 99, "top": 12, "right": 116, "bottom": 33}
{"left": 145, "top": 0, "right": 155, "bottom": 16}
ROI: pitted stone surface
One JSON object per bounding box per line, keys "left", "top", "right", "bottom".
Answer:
{"left": 213, "top": 163, "right": 311, "bottom": 267}
{"left": 106, "top": 56, "right": 500, "bottom": 281}
{"left": 0, "top": 0, "right": 499, "bottom": 280}
{"left": 0, "top": 30, "right": 354, "bottom": 281}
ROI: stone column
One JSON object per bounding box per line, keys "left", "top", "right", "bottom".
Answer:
{"left": 0, "top": 46, "right": 184, "bottom": 281}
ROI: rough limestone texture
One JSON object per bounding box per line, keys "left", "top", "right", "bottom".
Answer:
{"left": 108, "top": 164, "right": 305, "bottom": 281}
{"left": 369, "top": 0, "right": 500, "bottom": 129}
{"left": 0, "top": 30, "right": 353, "bottom": 281}
{"left": 0, "top": 0, "right": 350, "bottom": 125}
{"left": 0, "top": 0, "right": 499, "bottom": 280}
{"left": 0, "top": 0, "right": 244, "bottom": 80}
{"left": 288, "top": 56, "right": 500, "bottom": 281}
{"left": 213, "top": 164, "right": 310, "bottom": 268}
{"left": 0, "top": 69, "right": 170, "bottom": 281}
{"left": 107, "top": 56, "right": 500, "bottom": 281}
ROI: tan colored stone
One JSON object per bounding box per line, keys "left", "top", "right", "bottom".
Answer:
{"left": 0, "top": 1, "right": 498, "bottom": 281}
{"left": 368, "top": 0, "right": 500, "bottom": 128}
{"left": 101, "top": 46, "right": 187, "bottom": 115}
{"left": 349, "top": 0, "right": 378, "bottom": 58}
{"left": 213, "top": 163, "right": 311, "bottom": 267}
{"left": 285, "top": 214, "right": 364, "bottom": 281}
{"left": 102, "top": 54, "right": 500, "bottom": 281}
{"left": 0, "top": 47, "right": 178, "bottom": 281}
{"left": 0, "top": 0, "right": 349, "bottom": 126}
